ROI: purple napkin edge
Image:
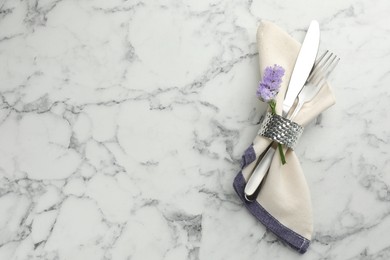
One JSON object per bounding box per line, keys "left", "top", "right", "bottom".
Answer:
{"left": 233, "top": 172, "right": 310, "bottom": 254}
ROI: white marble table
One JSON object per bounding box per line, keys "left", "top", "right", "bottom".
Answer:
{"left": 0, "top": 0, "right": 389, "bottom": 259}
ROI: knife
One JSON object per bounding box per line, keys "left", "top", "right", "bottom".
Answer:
{"left": 282, "top": 20, "right": 320, "bottom": 116}
{"left": 244, "top": 20, "right": 320, "bottom": 201}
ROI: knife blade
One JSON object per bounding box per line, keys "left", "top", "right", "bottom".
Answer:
{"left": 282, "top": 20, "right": 320, "bottom": 116}
{"left": 244, "top": 20, "right": 320, "bottom": 201}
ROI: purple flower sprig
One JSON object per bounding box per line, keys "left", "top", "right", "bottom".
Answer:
{"left": 256, "top": 64, "right": 287, "bottom": 164}
{"left": 256, "top": 64, "right": 285, "bottom": 113}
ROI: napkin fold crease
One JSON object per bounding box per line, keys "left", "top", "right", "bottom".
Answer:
{"left": 233, "top": 20, "right": 335, "bottom": 254}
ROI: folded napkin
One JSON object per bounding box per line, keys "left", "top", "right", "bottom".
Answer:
{"left": 233, "top": 21, "right": 336, "bottom": 254}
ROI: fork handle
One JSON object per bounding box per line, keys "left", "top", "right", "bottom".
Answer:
{"left": 244, "top": 145, "right": 276, "bottom": 201}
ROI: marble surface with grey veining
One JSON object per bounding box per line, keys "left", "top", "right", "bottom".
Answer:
{"left": 0, "top": 0, "right": 389, "bottom": 259}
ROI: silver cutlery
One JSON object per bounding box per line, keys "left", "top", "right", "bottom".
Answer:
{"left": 244, "top": 51, "right": 339, "bottom": 201}
{"left": 244, "top": 20, "right": 321, "bottom": 201}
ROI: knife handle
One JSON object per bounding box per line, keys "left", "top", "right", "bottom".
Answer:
{"left": 244, "top": 146, "right": 276, "bottom": 201}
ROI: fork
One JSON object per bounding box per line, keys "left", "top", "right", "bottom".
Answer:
{"left": 289, "top": 51, "right": 339, "bottom": 120}
{"left": 244, "top": 51, "right": 339, "bottom": 202}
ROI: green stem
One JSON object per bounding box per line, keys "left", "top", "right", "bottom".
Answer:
{"left": 278, "top": 143, "right": 286, "bottom": 165}
{"left": 269, "top": 100, "right": 276, "bottom": 115}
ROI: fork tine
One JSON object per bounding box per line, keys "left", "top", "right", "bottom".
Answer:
{"left": 314, "top": 50, "right": 328, "bottom": 67}
{"left": 311, "top": 52, "right": 334, "bottom": 83}
{"left": 324, "top": 56, "right": 340, "bottom": 78}
{"left": 312, "top": 54, "right": 338, "bottom": 86}
{"left": 313, "top": 56, "right": 339, "bottom": 87}
{"left": 307, "top": 50, "right": 331, "bottom": 82}
{"left": 314, "top": 52, "right": 333, "bottom": 75}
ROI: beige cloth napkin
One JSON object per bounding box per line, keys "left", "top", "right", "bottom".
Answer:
{"left": 233, "top": 21, "right": 335, "bottom": 253}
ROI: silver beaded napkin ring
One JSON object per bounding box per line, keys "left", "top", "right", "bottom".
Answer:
{"left": 258, "top": 112, "right": 304, "bottom": 150}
